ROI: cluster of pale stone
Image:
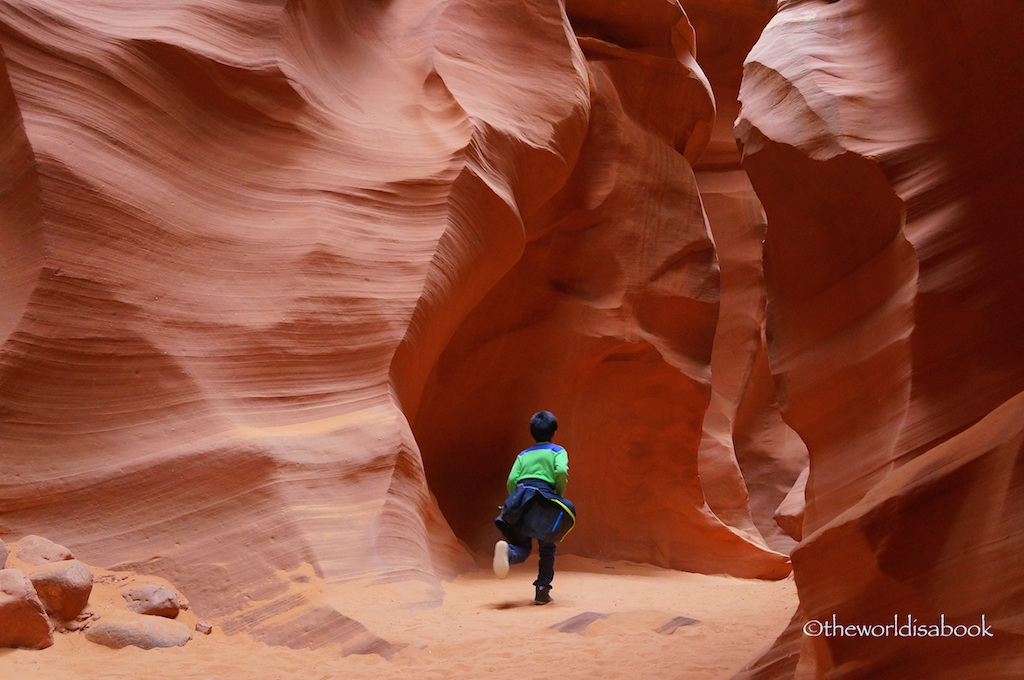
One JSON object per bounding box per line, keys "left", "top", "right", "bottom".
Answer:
{"left": 0, "top": 535, "right": 210, "bottom": 650}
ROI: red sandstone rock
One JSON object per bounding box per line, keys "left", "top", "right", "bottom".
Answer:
{"left": 0, "top": 0, "right": 478, "bottom": 647}
{"left": 772, "top": 465, "right": 807, "bottom": 542}
{"left": 738, "top": 404, "right": 1024, "bottom": 680}
{"left": 19, "top": 0, "right": 1020, "bottom": 669}
{"left": 0, "top": 568, "right": 53, "bottom": 650}
{"left": 736, "top": 0, "right": 1024, "bottom": 677}
{"left": 121, "top": 584, "right": 180, "bottom": 618}
{"left": 409, "top": 0, "right": 790, "bottom": 581}
{"left": 683, "top": 0, "right": 806, "bottom": 561}
{"left": 0, "top": 538, "right": 8, "bottom": 568}
{"left": 84, "top": 612, "right": 192, "bottom": 650}
{"left": 26, "top": 558, "right": 93, "bottom": 620}
{"left": 13, "top": 535, "right": 74, "bottom": 566}
{"left": 0, "top": 4, "right": 795, "bottom": 655}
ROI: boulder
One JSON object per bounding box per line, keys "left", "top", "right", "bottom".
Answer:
{"left": 13, "top": 535, "right": 74, "bottom": 566}
{"left": 85, "top": 612, "right": 192, "bottom": 650}
{"left": 0, "top": 568, "right": 53, "bottom": 649}
{"left": 121, "top": 584, "right": 180, "bottom": 618}
{"left": 27, "top": 559, "right": 93, "bottom": 620}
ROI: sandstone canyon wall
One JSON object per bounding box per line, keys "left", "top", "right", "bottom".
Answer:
{"left": 734, "top": 0, "right": 1024, "bottom": 678}
{"left": 407, "top": 0, "right": 796, "bottom": 579}
{"left": 3, "top": 0, "right": 1019, "bottom": 675}
{"left": 0, "top": 0, "right": 792, "bottom": 653}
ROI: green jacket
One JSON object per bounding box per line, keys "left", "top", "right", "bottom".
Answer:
{"left": 506, "top": 442, "right": 569, "bottom": 496}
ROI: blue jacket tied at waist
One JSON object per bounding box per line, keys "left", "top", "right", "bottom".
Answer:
{"left": 495, "top": 479, "right": 576, "bottom": 543}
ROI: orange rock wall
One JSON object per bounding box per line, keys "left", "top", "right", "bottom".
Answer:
{"left": 0, "top": 0, "right": 792, "bottom": 649}
{"left": 0, "top": 0, "right": 484, "bottom": 646}
{"left": 688, "top": 0, "right": 807, "bottom": 557}
{"left": 10, "top": 0, "right": 1017, "bottom": 671}
{"left": 735, "top": 0, "right": 1024, "bottom": 677}
{"left": 410, "top": 0, "right": 791, "bottom": 579}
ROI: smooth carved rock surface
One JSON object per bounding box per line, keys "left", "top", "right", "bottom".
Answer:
{"left": 687, "top": 0, "right": 806, "bottom": 558}
{"left": 0, "top": 0, "right": 793, "bottom": 650}
{"left": 735, "top": 1, "right": 1024, "bottom": 678}
{"left": 10, "top": 0, "right": 1016, "bottom": 672}
{"left": 0, "top": 0, "right": 485, "bottom": 647}
{"left": 409, "top": 0, "right": 790, "bottom": 579}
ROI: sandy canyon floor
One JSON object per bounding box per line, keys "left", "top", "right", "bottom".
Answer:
{"left": 0, "top": 556, "right": 797, "bottom": 680}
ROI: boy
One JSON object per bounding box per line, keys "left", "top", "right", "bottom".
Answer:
{"left": 493, "top": 410, "right": 571, "bottom": 605}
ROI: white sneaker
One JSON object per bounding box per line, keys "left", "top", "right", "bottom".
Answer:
{"left": 493, "top": 540, "right": 510, "bottom": 579}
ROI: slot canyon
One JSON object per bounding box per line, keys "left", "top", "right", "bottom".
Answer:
{"left": 1, "top": 0, "right": 1021, "bottom": 677}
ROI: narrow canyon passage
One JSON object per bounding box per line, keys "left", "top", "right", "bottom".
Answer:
{"left": 1, "top": 1, "right": 1021, "bottom": 678}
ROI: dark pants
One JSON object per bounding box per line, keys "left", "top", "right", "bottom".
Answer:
{"left": 503, "top": 478, "right": 558, "bottom": 588}
{"left": 506, "top": 527, "right": 557, "bottom": 588}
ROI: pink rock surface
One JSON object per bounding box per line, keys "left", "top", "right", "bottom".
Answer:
{"left": 0, "top": 0, "right": 481, "bottom": 646}
{"left": 5, "top": 0, "right": 1017, "bottom": 673}
{"left": 409, "top": 0, "right": 788, "bottom": 580}
{"left": 688, "top": 0, "right": 806, "bottom": 558}
{"left": 0, "top": 0, "right": 789, "bottom": 649}
{"left": 12, "top": 535, "right": 74, "bottom": 566}
{"left": 121, "top": 584, "right": 180, "bottom": 618}
{"left": 84, "top": 611, "right": 192, "bottom": 650}
{"left": 736, "top": 0, "right": 1024, "bottom": 677}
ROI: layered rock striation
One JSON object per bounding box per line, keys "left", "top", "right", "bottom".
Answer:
{"left": 0, "top": 0, "right": 790, "bottom": 652}
{"left": 409, "top": 0, "right": 792, "bottom": 578}
{"left": 735, "top": 0, "right": 1024, "bottom": 677}
{"left": 7, "top": 0, "right": 1018, "bottom": 673}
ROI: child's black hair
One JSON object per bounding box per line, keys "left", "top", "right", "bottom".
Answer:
{"left": 529, "top": 410, "right": 558, "bottom": 442}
